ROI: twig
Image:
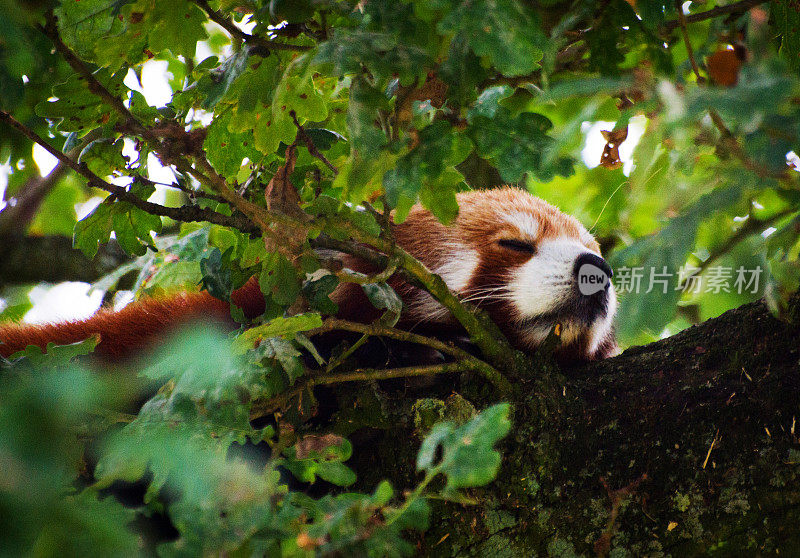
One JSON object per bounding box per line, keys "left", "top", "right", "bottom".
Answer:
{"left": 308, "top": 317, "right": 512, "bottom": 394}
{"left": 138, "top": 176, "right": 230, "bottom": 206}
{"left": 675, "top": 0, "right": 704, "bottom": 83}
{"left": 289, "top": 110, "right": 339, "bottom": 175}
{"left": 673, "top": 0, "right": 793, "bottom": 183}
{"left": 312, "top": 234, "right": 391, "bottom": 269}
{"left": 691, "top": 208, "right": 797, "bottom": 278}
{"left": 661, "top": 0, "right": 768, "bottom": 32}
{"left": 595, "top": 474, "right": 649, "bottom": 557}
{"left": 702, "top": 429, "right": 720, "bottom": 469}
{"left": 192, "top": 0, "right": 312, "bottom": 52}
{"left": 250, "top": 361, "right": 491, "bottom": 420}
{"left": 324, "top": 332, "right": 369, "bottom": 373}
{"left": 334, "top": 262, "right": 398, "bottom": 285}
{"left": 359, "top": 235, "right": 525, "bottom": 374}
{"left": 704, "top": 111, "right": 780, "bottom": 180}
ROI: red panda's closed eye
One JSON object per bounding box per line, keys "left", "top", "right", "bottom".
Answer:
{"left": 497, "top": 239, "right": 536, "bottom": 255}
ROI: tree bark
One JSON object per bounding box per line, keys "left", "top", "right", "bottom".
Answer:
{"left": 0, "top": 235, "right": 130, "bottom": 284}
{"left": 339, "top": 295, "right": 800, "bottom": 556}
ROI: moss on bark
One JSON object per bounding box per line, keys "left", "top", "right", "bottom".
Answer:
{"left": 337, "top": 296, "right": 800, "bottom": 556}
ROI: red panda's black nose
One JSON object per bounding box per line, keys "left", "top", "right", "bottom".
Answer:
{"left": 573, "top": 253, "right": 613, "bottom": 291}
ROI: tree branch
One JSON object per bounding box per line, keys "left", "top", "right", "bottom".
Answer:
{"left": 675, "top": 0, "right": 704, "bottom": 82}
{"left": 0, "top": 235, "right": 130, "bottom": 284}
{"left": 0, "top": 128, "right": 103, "bottom": 236}
{"left": 0, "top": 110, "right": 259, "bottom": 235}
{"left": 308, "top": 318, "right": 513, "bottom": 394}
{"left": 690, "top": 208, "right": 798, "bottom": 279}
{"left": 661, "top": 0, "right": 768, "bottom": 32}
{"left": 250, "top": 360, "right": 486, "bottom": 420}
{"left": 40, "top": 14, "right": 157, "bottom": 144}
{"left": 140, "top": 176, "right": 230, "bottom": 206}
{"left": 338, "top": 293, "right": 800, "bottom": 555}
{"left": 290, "top": 110, "right": 338, "bottom": 175}
{"left": 191, "top": 0, "right": 312, "bottom": 52}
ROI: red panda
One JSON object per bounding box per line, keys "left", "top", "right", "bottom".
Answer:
{"left": 0, "top": 187, "right": 618, "bottom": 362}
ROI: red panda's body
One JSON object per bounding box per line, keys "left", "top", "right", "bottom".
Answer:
{"left": 0, "top": 188, "right": 618, "bottom": 362}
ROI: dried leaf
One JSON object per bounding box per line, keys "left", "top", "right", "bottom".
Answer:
{"left": 599, "top": 126, "right": 628, "bottom": 169}
{"left": 264, "top": 144, "right": 309, "bottom": 258}
{"left": 265, "top": 144, "right": 303, "bottom": 218}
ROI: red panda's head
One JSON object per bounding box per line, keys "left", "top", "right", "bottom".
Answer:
{"left": 393, "top": 187, "right": 618, "bottom": 361}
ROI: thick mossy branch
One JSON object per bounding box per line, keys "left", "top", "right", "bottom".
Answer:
{"left": 339, "top": 295, "right": 800, "bottom": 555}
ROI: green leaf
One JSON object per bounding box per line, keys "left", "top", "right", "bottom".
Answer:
{"left": 259, "top": 252, "right": 301, "bottom": 306}
{"left": 252, "top": 337, "right": 305, "bottom": 383}
{"left": 35, "top": 69, "right": 126, "bottom": 133}
{"left": 438, "top": 33, "right": 488, "bottom": 106}
{"left": 143, "top": 260, "right": 203, "bottom": 294}
{"left": 8, "top": 336, "right": 100, "bottom": 366}
{"left": 78, "top": 139, "right": 127, "bottom": 177}
{"left": 362, "top": 282, "right": 402, "bottom": 317}
{"left": 315, "top": 30, "right": 431, "bottom": 84}
{"left": 346, "top": 76, "right": 387, "bottom": 158}
{"left": 232, "top": 313, "right": 323, "bottom": 353}
{"left": 199, "top": 47, "right": 253, "bottom": 110}
{"left": 55, "top": 0, "right": 141, "bottom": 67}
{"left": 417, "top": 403, "right": 511, "bottom": 492}
{"left": 199, "top": 246, "right": 233, "bottom": 300}
{"left": 774, "top": 0, "right": 800, "bottom": 73}
{"left": 467, "top": 107, "right": 574, "bottom": 183}
{"left": 437, "top": 0, "right": 545, "bottom": 77}
{"left": 0, "top": 365, "right": 140, "bottom": 556}
{"left": 384, "top": 120, "right": 469, "bottom": 222}
{"left": 610, "top": 185, "right": 744, "bottom": 343}
{"left": 56, "top": 0, "right": 208, "bottom": 68}
{"left": 205, "top": 110, "right": 260, "bottom": 179}
{"left": 246, "top": 65, "right": 329, "bottom": 155}
{"left": 304, "top": 128, "right": 346, "bottom": 151}
{"left": 303, "top": 272, "right": 340, "bottom": 314}
{"left": 283, "top": 435, "right": 357, "bottom": 486}
{"left": 146, "top": 0, "right": 208, "bottom": 60}
{"left": 316, "top": 461, "right": 358, "bottom": 486}
{"left": 73, "top": 185, "right": 163, "bottom": 258}
{"left": 686, "top": 69, "right": 793, "bottom": 124}
{"left": 585, "top": 8, "right": 629, "bottom": 76}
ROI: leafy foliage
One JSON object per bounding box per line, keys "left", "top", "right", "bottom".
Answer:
{"left": 1, "top": 329, "right": 510, "bottom": 554}
{"left": 2, "top": 0, "right": 800, "bottom": 551}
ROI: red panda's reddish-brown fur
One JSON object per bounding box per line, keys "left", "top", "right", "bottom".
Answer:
{"left": 0, "top": 279, "right": 266, "bottom": 360}
{"left": 0, "top": 188, "right": 618, "bottom": 362}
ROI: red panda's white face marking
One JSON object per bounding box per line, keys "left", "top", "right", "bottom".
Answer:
{"left": 394, "top": 187, "right": 618, "bottom": 361}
